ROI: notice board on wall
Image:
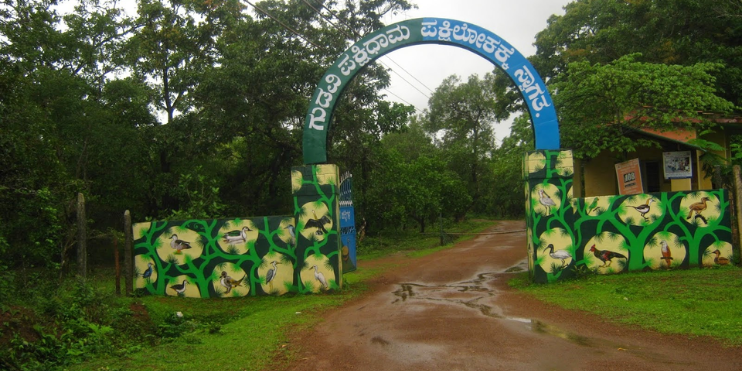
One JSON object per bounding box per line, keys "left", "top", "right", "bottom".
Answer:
{"left": 615, "top": 158, "right": 644, "bottom": 195}
{"left": 663, "top": 151, "right": 692, "bottom": 179}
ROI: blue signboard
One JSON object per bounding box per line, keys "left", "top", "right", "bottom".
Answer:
{"left": 339, "top": 172, "right": 357, "bottom": 273}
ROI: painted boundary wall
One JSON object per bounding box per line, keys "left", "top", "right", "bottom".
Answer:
{"left": 132, "top": 164, "right": 342, "bottom": 297}
{"left": 525, "top": 150, "right": 734, "bottom": 283}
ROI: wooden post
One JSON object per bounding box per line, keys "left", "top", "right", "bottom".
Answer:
{"left": 124, "top": 210, "right": 133, "bottom": 295}
{"left": 114, "top": 237, "right": 121, "bottom": 296}
{"left": 77, "top": 193, "right": 87, "bottom": 278}
{"left": 733, "top": 166, "right": 742, "bottom": 264}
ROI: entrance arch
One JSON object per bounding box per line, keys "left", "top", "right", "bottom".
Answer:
{"left": 303, "top": 18, "right": 560, "bottom": 164}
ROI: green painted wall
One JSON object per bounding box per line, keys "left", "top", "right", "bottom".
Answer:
{"left": 132, "top": 164, "right": 342, "bottom": 297}
{"left": 525, "top": 150, "right": 734, "bottom": 283}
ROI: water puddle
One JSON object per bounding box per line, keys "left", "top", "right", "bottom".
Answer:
{"left": 392, "top": 271, "right": 597, "bottom": 347}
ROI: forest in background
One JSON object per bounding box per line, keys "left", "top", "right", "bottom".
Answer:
{"left": 1, "top": 0, "right": 741, "bottom": 278}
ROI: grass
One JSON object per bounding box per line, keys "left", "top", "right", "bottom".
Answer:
{"left": 511, "top": 266, "right": 742, "bottom": 346}
{"left": 357, "top": 219, "right": 495, "bottom": 260}
{"left": 63, "top": 219, "right": 498, "bottom": 371}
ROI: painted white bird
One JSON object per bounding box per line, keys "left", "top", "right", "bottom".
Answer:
{"left": 222, "top": 226, "right": 251, "bottom": 245}
{"left": 169, "top": 234, "right": 192, "bottom": 254}
{"left": 538, "top": 189, "right": 557, "bottom": 215}
{"left": 544, "top": 244, "right": 572, "bottom": 268}
{"left": 311, "top": 265, "right": 328, "bottom": 290}
{"left": 265, "top": 261, "right": 280, "bottom": 291}
{"left": 170, "top": 280, "right": 188, "bottom": 295}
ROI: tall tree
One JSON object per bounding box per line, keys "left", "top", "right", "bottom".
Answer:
{"left": 424, "top": 73, "right": 499, "bottom": 208}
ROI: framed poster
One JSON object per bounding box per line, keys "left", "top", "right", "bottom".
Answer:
{"left": 663, "top": 151, "right": 692, "bottom": 179}
{"left": 615, "top": 158, "right": 644, "bottom": 195}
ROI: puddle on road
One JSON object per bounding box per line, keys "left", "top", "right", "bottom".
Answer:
{"left": 391, "top": 271, "right": 596, "bottom": 347}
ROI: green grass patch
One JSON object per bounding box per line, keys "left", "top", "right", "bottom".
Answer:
{"left": 358, "top": 219, "right": 496, "bottom": 260}
{"left": 513, "top": 267, "right": 742, "bottom": 346}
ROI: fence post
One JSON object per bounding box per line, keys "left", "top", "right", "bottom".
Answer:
{"left": 733, "top": 165, "right": 742, "bottom": 263}
{"left": 124, "top": 210, "right": 133, "bottom": 295}
{"left": 77, "top": 193, "right": 87, "bottom": 278}
{"left": 114, "top": 237, "right": 121, "bottom": 296}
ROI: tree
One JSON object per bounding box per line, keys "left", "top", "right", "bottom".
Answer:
{"left": 424, "top": 73, "right": 500, "bottom": 210}
{"left": 554, "top": 55, "right": 734, "bottom": 160}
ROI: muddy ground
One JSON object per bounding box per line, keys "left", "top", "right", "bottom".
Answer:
{"left": 279, "top": 220, "right": 742, "bottom": 371}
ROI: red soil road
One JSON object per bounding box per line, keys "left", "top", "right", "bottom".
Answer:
{"left": 280, "top": 221, "right": 742, "bottom": 371}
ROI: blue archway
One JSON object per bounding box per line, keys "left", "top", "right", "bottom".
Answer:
{"left": 303, "top": 18, "right": 559, "bottom": 164}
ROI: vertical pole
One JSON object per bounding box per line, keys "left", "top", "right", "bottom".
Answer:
{"left": 124, "top": 210, "right": 133, "bottom": 295}
{"left": 439, "top": 210, "right": 444, "bottom": 246}
{"left": 114, "top": 237, "right": 121, "bottom": 296}
{"left": 733, "top": 165, "right": 742, "bottom": 263}
{"left": 77, "top": 193, "right": 87, "bottom": 278}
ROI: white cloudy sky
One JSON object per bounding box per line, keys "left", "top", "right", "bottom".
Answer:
{"left": 379, "top": 0, "right": 572, "bottom": 140}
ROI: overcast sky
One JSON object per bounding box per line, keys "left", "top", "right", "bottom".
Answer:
{"left": 379, "top": 0, "right": 572, "bottom": 140}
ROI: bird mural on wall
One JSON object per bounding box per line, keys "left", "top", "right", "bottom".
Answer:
{"left": 285, "top": 225, "right": 296, "bottom": 246}
{"left": 306, "top": 211, "right": 331, "bottom": 235}
{"left": 220, "top": 271, "right": 245, "bottom": 294}
{"left": 538, "top": 189, "right": 557, "bottom": 216}
{"left": 589, "top": 244, "right": 627, "bottom": 268}
{"left": 140, "top": 262, "right": 154, "bottom": 279}
{"left": 628, "top": 198, "right": 655, "bottom": 222}
{"left": 222, "top": 226, "right": 252, "bottom": 245}
{"left": 543, "top": 244, "right": 572, "bottom": 269}
{"left": 265, "top": 261, "right": 280, "bottom": 292}
{"left": 310, "top": 265, "right": 328, "bottom": 290}
{"left": 687, "top": 197, "right": 711, "bottom": 224}
{"left": 586, "top": 197, "right": 600, "bottom": 215}
{"left": 712, "top": 249, "right": 730, "bottom": 265}
{"left": 169, "top": 234, "right": 193, "bottom": 254}
{"left": 660, "top": 240, "right": 673, "bottom": 268}
{"left": 170, "top": 280, "right": 188, "bottom": 296}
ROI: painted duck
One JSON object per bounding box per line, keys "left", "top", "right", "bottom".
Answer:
{"left": 170, "top": 280, "right": 188, "bottom": 295}
{"left": 169, "top": 234, "right": 192, "bottom": 254}
{"left": 712, "top": 249, "right": 730, "bottom": 265}
{"left": 222, "top": 226, "right": 252, "bottom": 244}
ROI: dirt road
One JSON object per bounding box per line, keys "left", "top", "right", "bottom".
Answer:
{"left": 282, "top": 221, "right": 742, "bottom": 371}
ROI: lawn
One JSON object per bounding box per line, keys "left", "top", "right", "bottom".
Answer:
{"left": 511, "top": 266, "right": 742, "bottom": 346}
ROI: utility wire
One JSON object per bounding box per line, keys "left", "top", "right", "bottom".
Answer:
{"left": 246, "top": 0, "right": 430, "bottom": 109}
{"left": 303, "top": 0, "right": 432, "bottom": 99}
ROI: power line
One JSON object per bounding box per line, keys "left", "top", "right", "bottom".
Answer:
{"left": 303, "top": 0, "right": 432, "bottom": 99}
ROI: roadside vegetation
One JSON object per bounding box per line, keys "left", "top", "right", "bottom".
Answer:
{"left": 0, "top": 220, "right": 494, "bottom": 371}
{"left": 511, "top": 267, "right": 742, "bottom": 346}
